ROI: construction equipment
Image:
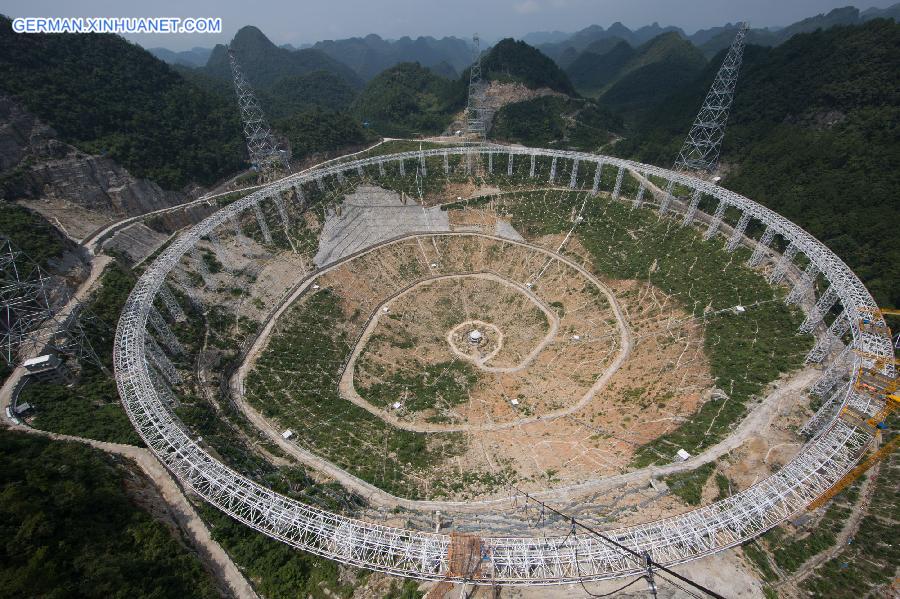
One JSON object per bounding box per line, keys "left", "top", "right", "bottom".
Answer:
{"left": 426, "top": 533, "right": 486, "bottom": 598}
{"left": 808, "top": 306, "right": 898, "bottom": 510}
{"left": 807, "top": 434, "right": 898, "bottom": 511}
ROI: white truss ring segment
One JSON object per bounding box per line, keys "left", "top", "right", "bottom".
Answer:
{"left": 114, "top": 145, "right": 891, "bottom": 585}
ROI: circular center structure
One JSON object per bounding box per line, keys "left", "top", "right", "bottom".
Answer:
{"left": 113, "top": 145, "right": 893, "bottom": 586}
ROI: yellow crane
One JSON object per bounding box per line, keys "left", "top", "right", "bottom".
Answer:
{"left": 807, "top": 434, "right": 898, "bottom": 511}
{"left": 807, "top": 306, "right": 898, "bottom": 510}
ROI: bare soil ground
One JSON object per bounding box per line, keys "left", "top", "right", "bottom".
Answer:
{"left": 19, "top": 197, "right": 115, "bottom": 242}
{"left": 248, "top": 226, "right": 716, "bottom": 497}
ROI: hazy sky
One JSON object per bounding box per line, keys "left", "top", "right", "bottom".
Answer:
{"left": 3, "top": 0, "right": 897, "bottom": 50}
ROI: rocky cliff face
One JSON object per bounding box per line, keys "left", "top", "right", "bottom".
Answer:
{"left": 0, "top": 96, "right": 188, "bottom": 218}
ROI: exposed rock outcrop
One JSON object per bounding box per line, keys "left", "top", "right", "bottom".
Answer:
{"left": 0, "top": 96, "right": 188, "bottom": 218}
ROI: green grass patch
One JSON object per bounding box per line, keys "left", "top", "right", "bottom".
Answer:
{"left": 664, "top": 463, "right": 715, "bottom": 506}
{"left": 245, "top": 289, "right": 468, "bottom": 499}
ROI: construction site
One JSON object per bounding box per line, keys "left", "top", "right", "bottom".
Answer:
{"left": 2, "top": 22, "right": 897, "bottom": 599}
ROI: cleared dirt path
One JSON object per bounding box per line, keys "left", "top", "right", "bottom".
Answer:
{"left": 230, "top": 227, "right": 818, "bottom": 513}
{"left": 0, "top": 253, "right": 257, "bottom": 599}
{"left": 237, "top": 233, "right": 631, "bottom": 436}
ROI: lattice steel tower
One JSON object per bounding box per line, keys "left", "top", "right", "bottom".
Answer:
{"left": 466, "top": 34, "right": 488, "bottom": 141}
{"left": 0, "top": 237, "right": 103, "bottom": 370}
{"left": 674, "top": 22, "right": 749, "bottom": 174}
{"left": 228, "top": 47, "right": 290, "bottom": 183}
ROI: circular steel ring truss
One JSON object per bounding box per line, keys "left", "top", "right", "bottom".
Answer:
{"left": 113, "top": 145, "right": 893, "bottom": 585}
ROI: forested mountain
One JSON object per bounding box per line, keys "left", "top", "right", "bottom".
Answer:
{"left": 261, "top": 71, "right": 358, "bottom": 119}
{"left": 491, "top": 96, "right": 622, "bottom": 151}
{"left": 204, "top": 26, "right": 363, "bottom": 90}
{"left": 195, "top": 26, "right": 377, "bottom": 165}
{"left": 565, "top": 40, "right": 635, "bottom": 94}
{"left": 311, "top": 34, "right": 472, "bottom": 81}
{"left": 0, "top": 431, "right": 220, "bottom": 597}
{"left": 537, "top": 22, "right": 684, "bottom": 64}
{"left": 695, "top": 6, "right": 878, "bottom": 56}
{"left": 563, "top": 32, "right": 706, "bottom": 122}
{"left": 351, "top": 62, "right": 465, "bottom": 137}
{"left": 531, "top": 4, "right": 900, "bottom": 64}
{"left": 614, "top": 19, "right": 900, "bottom": 308}
{"left": 0, "top": 16, "right": 243, "bottom": 189}
{"left": 148, "top": 45, "right": 212, "bottom": 67}
{"left": 593, "top": 33, "right": 706, "bottom": 118}
{"left": 481, "top": 38, "right": 575, "bottom": 94}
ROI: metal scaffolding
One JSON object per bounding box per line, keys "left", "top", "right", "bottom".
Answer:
{"left": 465, "top": 34, "right": 489, "bottom": 141}
{"left": 1, "top": 238, "right": 103, "bottom": 370}
{"left": 228, "top": 47, "right": 290, "bottom": 183}
{"left": 674, "top": 23, "right": 749, "bottom": 174}
{"left": 113, "top": 145, "right": 892, "bottom": 586}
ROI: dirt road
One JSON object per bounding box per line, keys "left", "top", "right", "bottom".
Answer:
{"left": 0, "top": 251, "right": 257, "bottom": 599}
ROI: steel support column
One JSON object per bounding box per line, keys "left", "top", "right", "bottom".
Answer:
{"left": 611, "top": 167, "right": 624, "bottom": 201}
{"left": 148, "top": 305, "right": 184, "bottom": 355}
{"left": 659, "top": 179, "right": 675, "bottom": 215}
{"left": 726, "top": 212, "right": 751, "bottom": 252}
{"left": 568, "top": 159, "right": 579, "bottom": 189}
{"left": 681, "top": 190, "right": 702, "bottom": 226}
{"left": 800, "top": 286, "right": 840, "bottom": 334}
{"left": 768, "top": 243, "right": 798, "bottom": 284}
{"left": 253, "top": 204, "right": 273, "bottom": 244}
{"left": 703, "top": 200, "right": 728, "bottom": 240}
{"left": 787, "top": 262, "right": 820, "bottom": 305}
{"left": 748, "top": 227, "right": 775, "bottom": 267}
{"left": 806, "top": 312, "right": 851, "bottom": 363}
{"left": 632, "top": 178, "right": 646, "bottom": 209}
{"left": 591, "top": 162, "right": 602, "bottom": 195}
{"left": 158, "top": 284, "right": 185, "bottom": 322}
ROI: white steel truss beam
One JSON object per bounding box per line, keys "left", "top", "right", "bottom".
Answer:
{"left": 113, "top": 144, "right": 891, "bottom": 586}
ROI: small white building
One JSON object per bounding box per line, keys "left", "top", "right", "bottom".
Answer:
{"left": 675, "top": 448, "right": 691, "bottom": 461}
{"left": 281, "top": 430, "right": 294, "bottom": 440}
{"left": 392, "top": 401, "right": 402, "bottom": 410}
{"left": 468, "top": 330, "right": 483, "bottom": 344}
{"left": 23, "top": 354, "right": 57, "bottom": 371}
{"left": 510, "top": 398, "right": 519, "bottom": 406}
{"left": 734, "top": 305, "right": 746, "bottom": 314}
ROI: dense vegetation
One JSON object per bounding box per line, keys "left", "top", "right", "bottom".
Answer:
{"left": 246, "top": 289, "right": 467, "bottom": 498}
{"left": 491, "top": 96, "right": 622, "bottom": 151}
{"left": 20, "top": 261, "right": 143, "bottom": 445}
{"left": 274, "top": 108, "right": 371, "bottom": 163}
{"left": 565, "top": 39, "right": 635, "bottom": 94}
{"left": 203, "top": 26, "right": 362, "bottom": 90}
{"left": 359, "top": 360, "right": 478, "bottom": 413}
{"left": 613, "top": 20, "right": 900, "bottom": 308}
{"left": 311, "top": 33, "right": 472, "bottom": 81}
{"left": 0, "top": 204, "right": 75, "bottom": 270}
{"left": 0, "top": 16, "right": 244, "bottom": 189}
{"left": 351, "top": 62, "right": 465, "bottom": 137}
{"left": 262, "top": 71, "right": 358, "bottom": 118}
{"left": 0, "top": 430, "right": 218, "bottom": 597}
{"left": 482, "top": 38, "right": 575, "bottom": 94}
{"left": 451, "top": 178, "right": 810, "bottom": 465}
